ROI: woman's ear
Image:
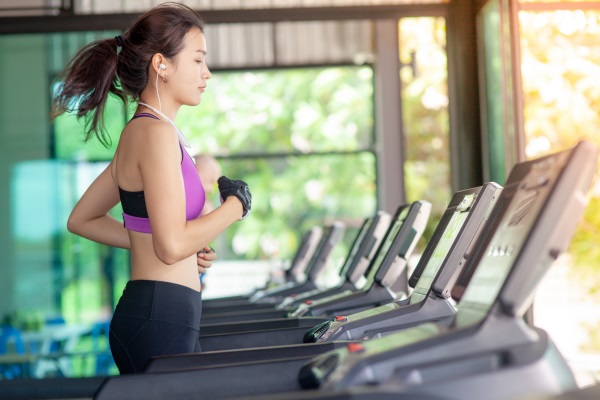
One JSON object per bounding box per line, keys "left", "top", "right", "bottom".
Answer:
{"left": 150, "top": 53, "right": 168, "bottom": 74}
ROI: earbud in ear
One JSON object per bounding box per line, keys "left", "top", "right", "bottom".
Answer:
{"left": 159, "top": 63, "right": 166, "bottom": 70}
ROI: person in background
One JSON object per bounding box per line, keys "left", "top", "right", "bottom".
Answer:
{"left": 194, "top": 154, "right": 222, "bottom": 290}
{"left": 195, "top": 154, "right": 222, "bottom": 216}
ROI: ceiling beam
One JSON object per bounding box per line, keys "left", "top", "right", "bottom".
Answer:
{"left": 0, "top": 4, "right": 448, "bottom": 35}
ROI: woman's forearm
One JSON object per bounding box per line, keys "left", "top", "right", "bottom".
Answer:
{"left": 152, "top": 197, "right": 242, "bottom": 264}
{"left": 68, "top": 214, "right": 131, "bottom": 250}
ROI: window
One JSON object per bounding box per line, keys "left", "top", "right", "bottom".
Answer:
{"left": 518, "top": 4, "right": 600, "bottom": 386}
{"left": 399, "top": 17, "right": 451, "bottom": 242}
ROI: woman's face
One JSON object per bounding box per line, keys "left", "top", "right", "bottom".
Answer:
{"left": 168, "top": 27, "right": 211, "bottom": 107}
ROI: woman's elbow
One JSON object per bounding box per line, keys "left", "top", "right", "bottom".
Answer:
{"left": 153, "top": 239, "right": 184, "bottom": 265}
{"left": 67, "top": 214, "right": 83, "bottom": 236}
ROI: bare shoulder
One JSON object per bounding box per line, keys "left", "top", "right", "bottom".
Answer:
{"left": 127, "top": 118, "right": 180, "bottom": 160}
{"left": 130, "top": 118, "right": 177, "bottom": 144}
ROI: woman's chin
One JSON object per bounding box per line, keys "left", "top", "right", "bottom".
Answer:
{"left": 190, "top": 96, "right": 203, "bottom": 106}
{"left": 182, "top": 98, "right": 202, "bottom": 107}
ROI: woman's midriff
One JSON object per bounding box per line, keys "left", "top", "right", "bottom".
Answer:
{"left": 128, "top": 231, "right": 201, "bottom": 292}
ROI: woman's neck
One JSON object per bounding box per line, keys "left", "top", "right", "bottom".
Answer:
{"left": 136, "top": 100, "right": 191, "bottom": 148}
{"left": 138, "top": 91, "right": 180, "bottom": 121}
{"left": 137, "top": 102, "right": 178, "bottom": 122}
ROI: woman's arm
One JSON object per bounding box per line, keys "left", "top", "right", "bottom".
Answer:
{"left": 67, "top": 162, "right": 131, "bottom": 249}
{"left": 140, "top": 124, "right": 243, "bottom": 265}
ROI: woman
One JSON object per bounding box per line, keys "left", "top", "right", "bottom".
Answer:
{"left": 52, "top": 3, "right": 251, "bottom": 374}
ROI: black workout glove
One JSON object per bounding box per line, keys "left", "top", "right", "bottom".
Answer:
{"left": 218, "top": 176, "right": 252, "bottom": 220}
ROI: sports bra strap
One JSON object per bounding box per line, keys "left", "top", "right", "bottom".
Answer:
{"left": 131, "top": 112, "right": 160, "bottom": 120}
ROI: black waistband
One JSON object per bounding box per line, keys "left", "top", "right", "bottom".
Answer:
{"left": 114, "top": 280, "right": 202, "bottom": 328}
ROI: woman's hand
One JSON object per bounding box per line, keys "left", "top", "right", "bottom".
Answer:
{"left": 67, "top": 162, "right": 131, "bottom": 249}
{"left": 217, "top": 176, "right": 252, "bottom": 219}
{"left": 197, "top": 247, "right": 216, "bottom": 274}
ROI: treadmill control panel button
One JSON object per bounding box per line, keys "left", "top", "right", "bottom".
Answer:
{"left": 335, "top": 315, "right": 348, "bottom": 322}
{"left": 305, "top": 300, "right": 314, "bottom": 305}
{"left": 347, "top": 343, "right": 365, "bottom": 353}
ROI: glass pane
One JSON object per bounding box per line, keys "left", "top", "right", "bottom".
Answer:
{"left": 177, "top": 66, "right": 375, "bottom": 156}
{"left": 10, "top": 160, "right": 125, "bottom": 376}
{"left": 519, "top": 8, "right": 600, "bottom": 385}
{"left": 208, "top": 152, "right": 377, "bottom": 262}
{"left": 399, "top": 17, "right": 451, "bottom": 242}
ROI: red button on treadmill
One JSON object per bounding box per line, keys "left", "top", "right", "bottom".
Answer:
{"left": 305, "top": 300, "right": 314, "bottom": 305}
{"left": 335, "top": 316, "right": 348, "bottom": 322}
{"left": 347, "top": 343, "right": 365, "bottom": 353}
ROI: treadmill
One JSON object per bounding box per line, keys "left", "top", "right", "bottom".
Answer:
{"left": 202, "top": 226, "right": 323, "bottom": 309}
{"left": 203, "top": 211, "right": 391, "bottom": 316}
{"left": 91, "top": 141, "right": 597, "bottom": 400}
{"left": 198, "top": 201, "right": 430, "bottom": 326}
{"left": 141, "top": 183, "right": 499, "bottom": 372}
{"left": 283, "top": 140, "right": 599, "bottom": 399}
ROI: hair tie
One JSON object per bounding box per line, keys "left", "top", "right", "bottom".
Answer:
{"left": 115, "top": 35, "right": 126, "bottom": 49}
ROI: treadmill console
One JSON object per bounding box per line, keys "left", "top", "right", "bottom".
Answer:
{"left": 376, "top": 201, "right": 431, "bottom": 290}
{"left": 286, "top": 226, "right": 323, "bottom": 282}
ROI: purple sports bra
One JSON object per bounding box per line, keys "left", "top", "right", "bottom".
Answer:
{"left": 118, "top": 113, "right": 205, "bottom": 234}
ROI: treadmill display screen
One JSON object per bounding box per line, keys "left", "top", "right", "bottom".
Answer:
{"left": 363, "top": 207, "right": 409, "bottom": 280}
{"left": 297, "top": 226, "right": 331, "bottom": 282}
{"left": 341, "top": 218, "right": 372, "bottom": 272}
{"left": 413, "top": 209, "right": 470, "bottom": 293}
{"left": 459, "top": 188, "right": 541, "bottom": 309}
{"left": 289, "top": 228, "right": 320, "bottom": 277}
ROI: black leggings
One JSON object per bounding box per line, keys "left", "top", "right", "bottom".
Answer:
{"left": 109, "top": 280, "right": 202, "bottom": 374}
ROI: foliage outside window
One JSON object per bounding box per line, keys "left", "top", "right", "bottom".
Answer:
{"left": 399, "top": 17, "right": 451, "bottom": 243}
{"left": 518, "top": 8, "right": 600, "bottom": 381}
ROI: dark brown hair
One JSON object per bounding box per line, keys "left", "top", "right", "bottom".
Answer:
{"left": 52, "top": 2, "right": 205, "bottom": 147}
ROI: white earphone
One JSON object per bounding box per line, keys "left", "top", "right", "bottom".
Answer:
{"left": 155, "top": 63, "right": 166, "bottom": 112}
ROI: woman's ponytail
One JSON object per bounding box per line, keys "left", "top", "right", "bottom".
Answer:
{"left": 51, "top": 37, "right": 127, "bottom": 147}
{"left": 51, "top": 3, "right": 205, "bottom": 148}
